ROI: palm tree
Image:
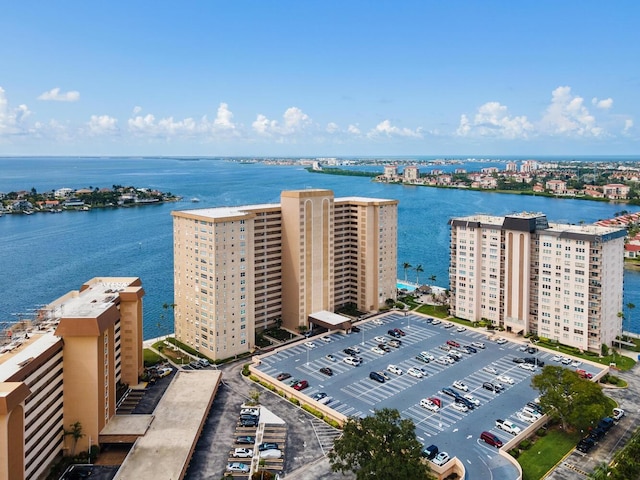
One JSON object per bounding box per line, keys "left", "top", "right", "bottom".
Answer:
{"left": 626, "top": 303, "right": 635, "bottom": 336}
{"left": 429, "top": 274, "right": 437, "bottom": 285}
{"left": 415, "top": 264, "right": 423, "bottom": 285}
{"left": 64, "top": 421, "right": 84, "bottom": 456}
{"left": 402, "top": 262, "right": 412, "bottom": 282}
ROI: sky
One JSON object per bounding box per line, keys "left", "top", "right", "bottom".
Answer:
{"left": 0, "top": 1, "right": 639, "bottom": 157}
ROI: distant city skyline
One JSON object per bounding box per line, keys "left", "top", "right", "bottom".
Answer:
{"left": 1, "top": 1, "right": 638, "bottom": 156}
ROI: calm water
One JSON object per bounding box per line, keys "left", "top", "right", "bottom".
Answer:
{"left": 1, "top": 157, "right": 639, "bottom": 338}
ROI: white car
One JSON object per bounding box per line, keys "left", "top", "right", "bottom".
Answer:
{"left": 613, "top": 408, "right": 625, "bottom": 420}
{"left": 452, "top": 401, "right": 468, "bottom": 412}
{"left": 420, "top": 398, "right": 439, "bottom": 412}
{"left": 456, "top": 326, "right": 467, "bottom": 332}
{"left": 472, "top": 341, "right": 486, "bottom": 349}
{"left": 519, "top": 363, "right": 536, "bottom": 371}
{"left": 387, "top": 365, "right": 403, "bottom": 375}
{"left": 496, "top": 337, "right": 508, "bottom": 345}
{"left": 463, "top": 393, "right": 480, "bottom": 406}
{"left": 522, "top": 406, "right": 542, "bottom": 419}
{"left": 259, "top": 449, "right": 282, "bottom": 459}
{"left": 226, "top": 463, "right": 250, "bottom": 473}
{"left": 371, "top": 346, "right": 386, "bottom": 355}
{"left": 344, "top": 356, "right": 361, "bottom": 366}
{"left": 372, "top": 318, "right": 384, "bottom": 325}
{"left": 232, "top": 448, "right": 253, "bottom": 458}
{"left": 304, "top": 341, "right": 316, "bottom": 349}
{"left": 420, "top": 351, "right": 435, "bottom": 361}
{"left": 432, "top": 451, "right": 450, "bottom": 466}
{"left": 483, "top": 366, "right": 498, "bottom": 375}
{"left": 516, "top": 410, "right": 538, "bottom": 423}
{"left": 435, "top": 356, "right": 448, "bottom": 365}
{"left": 350, "top": 346, "right": 361, "bottom": 354}
{"left": 551, "top": 354, "right": 563, "bottom": 362}
{"left": 320, "top": 336, "right": 332, "bottom": 343}
{"left": 431, "top": 319, "right": 442, "bottom": 325}
{"left": 326, "top": 354, "right": 336, "bottom": 362}
{"left": 452, "top": 380, "right": 469, "bottom": 391}
{"left": 407, "top": 367, "right": 424, "bottom": 378}
{"left": 374, "top": 335, "right": 387, "bottom": 343}
{"left": 571, "top": 360, "right": 582, "bottom": 367}
{"left": 497, "top": 375, "right": 514, "bottom": 385}
{"left": 443, "top": 322, "right": 454, "bottom": 329}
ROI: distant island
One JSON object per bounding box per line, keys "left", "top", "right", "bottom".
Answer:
{"left": 0, "top": 185, "right": 180, "bottom": 215}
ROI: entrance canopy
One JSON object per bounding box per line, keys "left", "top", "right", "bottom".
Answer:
{"left": 308, "top": 310, "right": 353, "bottom": 331}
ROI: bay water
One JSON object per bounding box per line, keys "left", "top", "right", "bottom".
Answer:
{"left": 1, "top": 157, "right": 639, "bottom": 339}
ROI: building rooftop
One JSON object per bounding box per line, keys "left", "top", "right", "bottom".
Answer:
{"left": 0, "top": 332, "right": 61, "bottom": 380}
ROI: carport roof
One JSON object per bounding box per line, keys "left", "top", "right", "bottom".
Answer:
{"left": 309, "top": 310, "right": 352, "bottom": 328}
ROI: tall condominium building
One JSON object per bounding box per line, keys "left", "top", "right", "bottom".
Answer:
{"left": 172, "top": 189, "right": 398, "bottom": 360}
{"left": 0, "top": 277, "right": 144, "bottom": 480}
{"left": 449, "top": 213, "right": 626, "bottom": 352}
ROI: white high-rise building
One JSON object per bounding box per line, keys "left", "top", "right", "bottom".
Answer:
{"left": 449, "top": 212, "right": 625, "bottom": 352}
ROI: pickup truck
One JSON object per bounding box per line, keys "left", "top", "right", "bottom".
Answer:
{"left": 496, "top": 419, "right": 521, "bottom": 435}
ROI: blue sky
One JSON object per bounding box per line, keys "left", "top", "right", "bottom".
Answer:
{"left": 1, "top": 1, "right": 638, "bottom": 156}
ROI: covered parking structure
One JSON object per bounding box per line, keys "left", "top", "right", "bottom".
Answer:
{"left": 308, "top": 310, "right": 353, "bottom": 332}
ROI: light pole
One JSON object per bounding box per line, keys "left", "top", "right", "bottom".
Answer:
{"left": 306, "top": 347, "right": 310, "bottom": 366}
{"left": 361, "top": 327, "right": 365, "bottom": 346}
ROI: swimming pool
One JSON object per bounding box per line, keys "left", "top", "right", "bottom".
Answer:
{"left": 396, "top": 280, "right": 418, "bottom": 291}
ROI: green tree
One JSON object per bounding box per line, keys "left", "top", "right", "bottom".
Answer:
{"left": 64, "top": 421, "right": 85, "bottom": 456}
{"left": 532, "top": 366, "right": 608, "bottom": 431}
{"left": 625, "top": 302, "right": 635, "bottom": 335}
{"left": 402, "top": 262, "right": 412, "bottom": 282}
{"left": 415, "top": 264, "right": 424, "bottom": 285}
{"left": 429, "top": 274, "right": 437, "bottom": 284}
{"left": 328, "top": 408, "right": 433, "bottom": 480}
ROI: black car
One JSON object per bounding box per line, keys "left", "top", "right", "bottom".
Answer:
{"left": 276, "top": 372, "right": 292, "bottom": 381}
{"left": 369, "top": 371, "right": 386, "bottom": 383}
{"left": 236, "top": 436, "right": 256, "bottom": 444}
{"left": 422, "top": 444, "right": 439, "bottom": 460}
{"left": 598, "top": 417, "right": 614, "bottom": 431}
{"left": 456, "top": 397, "right": 475, "bottom": 410}
{"left": 512, "top": 357, "right": 525, "bottom": 364}
{"left": 319, "top": 367, "right": 333, "bottom": 376}
{"left": 240, "top": 415, "right": 259, "bottom": 427}
{"left": 379, "top": 343, "right": 392, "bottom": 352}
{"left": 482, "top": 382, "right": 497, "bottom": 392}
{"left": 441, "top": 387, "right": 460, "bottom": 398}
{"left": 577, "top": 437, "right": 596, "bottom": 453}
{"left": 526, "top": 346, "right": 539, "bottom": 354}
{"left": 524, "top": 357, "right": 545, "bottom": 367}
{"left": 351, "top": 325, "right": 361, "bottom": 333}
{"left": 526, "top": 402, "right": 543, "bottom": 414}
{"left": 388, "top": 339, "right": 402, "bottom": 348}
{"left": 589, "top": 427, "right": 606, "bottom": 441}
{"left": 343, "top": 348, "right": 358, "bottom": 356}
{"left": 259, "top": 442, "right": 279, "bottom": 451}
{"left": 461, "top": 345, "right": 476, "bottom": 354}
{"left": 387, "top": 329, "right": 402, "bottom": 338}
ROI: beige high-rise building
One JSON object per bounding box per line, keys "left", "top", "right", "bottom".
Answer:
{"left": 172, "top": 189, "right": 398, "bottom": 360}
{"left": 449, "top": 213, "right": 626, "bottom": 353}
{"left": 0, "top": 277, "right": 144, "bottom": 480}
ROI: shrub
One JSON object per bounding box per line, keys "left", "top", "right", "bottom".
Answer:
{"left": 519, "top": 439, "right": 532, "bottom": 450}
{"left": 242, "top": 364, "right": 251, "bottom": 376}
{"left": 249, "top": 375, "right": 259, "bottom": 382}
{"left": 509, "top": 448, "right": 520, "bottom": 458}
{"left": 536, "top": 428, "right": 547, "bottom": 437}
{"left": 290, "top": 397, "right": 300, "bottom": 406}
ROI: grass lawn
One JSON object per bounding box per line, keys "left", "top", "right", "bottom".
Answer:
{"left": 519, "top": 429, "right": 582, "bottom": 480}
{"left": 415, "top": 304, "right": 449, "bottom": 318}
{"left": 143, "top": 348, "right": 163, "bottom": 366}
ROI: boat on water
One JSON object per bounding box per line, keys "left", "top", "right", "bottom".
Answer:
{"left": 191, "top": 198, "right": 200, "bottom": 203}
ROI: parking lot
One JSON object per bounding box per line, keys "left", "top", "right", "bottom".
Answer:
{"left": 255, "top": 311, "right": 606, "bottom": 480}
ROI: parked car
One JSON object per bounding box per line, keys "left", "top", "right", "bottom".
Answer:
{"left": 235, "top": 436, "right": 255, "bottom": 444}
{"left": 483, "top": 366, "right": 498, "bottom": 375}
{"left": 497, "top": 375, "right": 514, "bottom": 385}
{"left": 351, "top": 325, "right": 361, "bottom": 333}
{"left": 561, "top": 357, "right": 573, "bottom": 365}
{"left": 456, "top": 326, "right": 467, "bottom": 332}
{"left": 259, "top": 449, "right": 282, "bottom": 459}
{"left": 571, "top": 360, "right": 582, "bottom": 367}
{"left": 407, "top": 367, "right": 424, "bottom": 378}
{"left": 517, "top": 410, "right": 538, "bottom": 423}
{"left": 240, "top": 415, "right": 259, "bottom": 427}
{"left": 240, "top": 407, "right": 259, "bottom": 417}
{"left": 197, "top": 358, "right": 210, "bottom": 367}
{"left": 496, "top": 337, "right": 508, "bottom": 344}
{"left": 519, "top": 363, "right": 536, "bottom": 371}
{"left": 369, "top": 371, "right": 386, "bottom": 383}
{"left": 432, "top": 452, "right": 450, "bottom": 466}
{"left": 325, "top": 354, "right": 336, "bottom": 362}
{"left": 158, "top": 367, "right": 172, "bottom": 378}
{"left": 577, "top": 437, "right": 596, "bottom": 453}
{"left": 482, "top": 382, "right": 498, "bottom": 392}
{"left": 304, "top": 341, "right": 316, "bottom": 349}
{"left": 312, "top": 392, "right": 328, "bottom": 401}
{"left": 372, "top": 346, "right": 387, "bottom": 355}
{"left": 232, "top": 448, "right": 253, "bottom": 458}
{"left": 387, "top": 364, "right": 403, "bottom": 375}
{"left": 429, "top": 397, "right": 442, "bottom": 407}
{"left": 480, "top": 431, "right": 503, "bottom": 447}
{"left": 441, "top": 387, "right": 459, "bottom": 398}
{"left": 446, "top": 339, "right": 460, "bottom": 348}
{"left": 460, "top": 345, "right": 476, "bottom": 354}
{"left": 344, "top": 356, "right": 361, "bottom": 366}
{"left": 320, "top": 336, "right": 332, "bottom": 343}
{"left": 343, "top": 347, "right": 358, "bottom": 356}
{"left": 258, "top": 442, "right": 279, "bottom": 451}
{"left": 452, "top": 401, "right": 468, "bottom": 412}
{"left": 388, "top": 339, "right": 402, "bottom": 348}
{"left": 372, "top": 318, "right": 384, "bottom": 325}
{"left": 551, "top": 354, "right": 563, "bottom": 362}
{"left": 576, "top": 369, "right": 593, "bottom": 379}
{"left": 443, "top": 322, "right": 454, "bottom": 329}
{"left": 374, "top": 335, "right": 387, "bottom": 343}
{"left": 512, "top": 357, "right": 525, "bottom": 364}
{"left": 420, "top": 398, "right": 439, "bottom": 411}
{"left": 293, "top": 380, "right": 309, "bottom": 391}
{"left": 452, "top": 380, "right": 468, "bottom": 391}
{"left": 379, "top": 343, "right": 392, "bottom": 352}
{"left": 495, "top": 419, "right": 521, "bottom": 435}
{"left": 456, "top": 397, "right": 475, "bottom": 410}
{"left": 462, "top": 393, "right": 480, "bottom": 407}
{"left": 394, "top": 328, "right": 406, "bottom": 336}
{"left": 319, "top": 367, "right": 333, "bottom": 376}
{"left": 471, "top": 341, "right": 486, "bottom": 349}
{"left": 613, "top": 408, "right": 625, "bottom": 420}
{"left": 422, "top": 444, "right": 439, "bottom": 460}
{"left": 387, "top": 329, "right": 402, "bottom": 338}
{"left": 226, "top": 463, "right": 250, "bottom": 473}
{"left": 277, "top": 372, "right": 291, "bottom": 381}
{"left": 431, "top": 319, "right": 442, "bottom": 325}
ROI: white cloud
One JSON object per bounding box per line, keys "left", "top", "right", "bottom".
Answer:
{"left": 326, "top": 122, "right": 339, "bottom": 134}
{"left": 37, "top": 87, "right": 80, "bottom": 102}
{"left": 623, "top": 119, "right": 633, "bottom": 134}
{"left": 133, "top": 106, "right": 142, "bottom": 114}
{"left": 540, "top": 86, "right": 603, "bottom": 137}
{"left": 213, "top": 102, "right": 235, "bottom": 130}
{"left": 252, "top": 107, "right": 312, "bottom": 136}
{"left": 368, "top": 119, "right": 423, "bottom": 138}
{"left": 456, "top": 101, "right": 533, "bottom": 139}
{"left": 592, "top": 97, "right": 613, "bottom": 110}
{"left": 87, "top": 115, "right": 118, "bottom": 135}
{"left": 347, "top": 124, "right": 361, "bottom": 135}
{"left": 0, "top": 87, "right": 32, "bottom": 136}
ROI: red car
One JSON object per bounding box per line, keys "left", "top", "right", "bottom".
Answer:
{"left": 576, "top": 369, "right": 593, "bottom": 379}
{"left": 446, "top": 339, "right": 460, "bottom": 348}
{"left": 394, "top": 328, "right": 406, "bottom": 336}
{"left": 293, "top": 380, "right": 309, "bottom": 391}
{"left": 428, "top": 397, "right": 442, "bottom": 407}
